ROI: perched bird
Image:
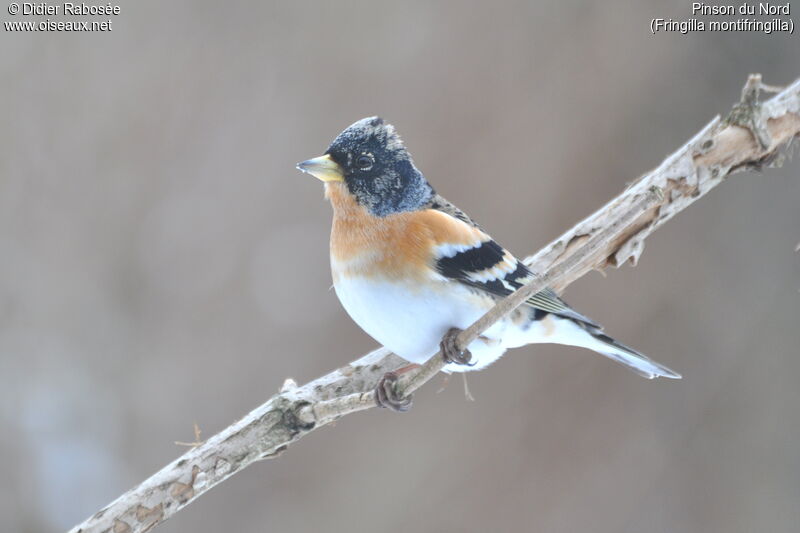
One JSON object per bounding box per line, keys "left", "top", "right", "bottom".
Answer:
{"left": 297, "top": 117, "right": 680, "bottom": 411}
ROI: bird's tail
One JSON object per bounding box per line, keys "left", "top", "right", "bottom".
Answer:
{"left": 543, "top": 315, "right": 682, "bottom": 379}
{"left": 586, "top": 329, "right": 681, "bottom": 379}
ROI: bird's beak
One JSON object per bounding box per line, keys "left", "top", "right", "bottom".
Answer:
{"left": 296, "top": 154, "right": 345, "bottom": 183}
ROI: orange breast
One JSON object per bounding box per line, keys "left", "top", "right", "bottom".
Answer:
{"left": 325, "top": 183, "right": 484, "bottom": 282}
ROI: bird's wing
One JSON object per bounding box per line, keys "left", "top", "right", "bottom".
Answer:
{"left": 422, "top": 206, "right": 600, "bottom": 328}
{"left": 424, "top": 193, "right": 484, "bottom": 229}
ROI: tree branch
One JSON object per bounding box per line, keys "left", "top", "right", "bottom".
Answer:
{"left": 70, "top": 75, "right": 800, "bottom": 533}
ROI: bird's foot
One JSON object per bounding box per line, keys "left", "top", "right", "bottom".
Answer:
{"left": 374, "top": 371, "right": 413, "bottom": 412}
{"left": 440, "top": 327, "right": 474, "bottom": 366}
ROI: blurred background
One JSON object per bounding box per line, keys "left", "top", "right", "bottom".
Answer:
{"left": 1, "top": 1, "right": 798, "bottom": 532}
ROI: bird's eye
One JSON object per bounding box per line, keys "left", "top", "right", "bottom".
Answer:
{"left": 355, "top": 154, "right": 373, "bottom": 170}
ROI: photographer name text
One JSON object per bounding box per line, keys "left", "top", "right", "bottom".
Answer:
{"left": 13, "top": 2, "right": 119, "bottom": 15}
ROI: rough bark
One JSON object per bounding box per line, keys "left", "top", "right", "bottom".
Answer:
{"left": 70, "top": 75, "right": 800, "bottom": 533}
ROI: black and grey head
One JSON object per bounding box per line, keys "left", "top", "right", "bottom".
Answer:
{"left": 297, "top": 117, "right": 435, "bottom": 217}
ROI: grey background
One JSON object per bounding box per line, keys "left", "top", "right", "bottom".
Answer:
{"left": 1, "top": 1, "right": 798, "bottom": 532}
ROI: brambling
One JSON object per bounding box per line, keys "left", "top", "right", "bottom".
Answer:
{"left": 298, "top": 117, "right": 680, "bottom": 411}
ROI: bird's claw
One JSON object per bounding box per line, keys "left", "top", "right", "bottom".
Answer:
{"left": 441, "top": 327, "right": 474, "bottom": 366}
{"left": 374, "top": 371, "right": 413, "bottom": 412}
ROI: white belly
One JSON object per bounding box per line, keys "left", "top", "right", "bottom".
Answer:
{"left": 331, "top": 270, "right": 679, "bottom": 380}
{"left": 333, "top": 276, "right": 541, "bottom": 372}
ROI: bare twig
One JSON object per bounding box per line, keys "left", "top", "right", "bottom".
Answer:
{"left": 69, "top": 75, "right": 800, "bottom": 533}
{"left": 174, "top": 423, "right": 204, "bottom": 448}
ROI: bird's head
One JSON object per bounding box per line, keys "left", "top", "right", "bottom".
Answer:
{"left": 297, "top": 117, "right": 434, "bottom": 217}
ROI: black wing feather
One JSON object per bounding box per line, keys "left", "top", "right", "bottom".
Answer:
{"left": 427, "top": 202, "right": 600, "bottom": 328}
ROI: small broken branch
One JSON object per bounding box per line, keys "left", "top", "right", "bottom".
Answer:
{"left": 69, "top": 74, "right": 800, "bottom": 533}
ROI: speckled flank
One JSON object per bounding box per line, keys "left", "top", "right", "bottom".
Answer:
{"left": 540, "top": 314, "right": 557, "bottom": 336}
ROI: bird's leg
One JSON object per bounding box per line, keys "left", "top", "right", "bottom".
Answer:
{"left": 374, "top": 364, "right": 418, "bottom": 412}
{"left": 440, "top": 327, "right": 474, "bottom": 366}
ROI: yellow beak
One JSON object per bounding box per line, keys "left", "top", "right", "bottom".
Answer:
{"left": 296, "top": 154, "right": 345, "bottom": 182}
